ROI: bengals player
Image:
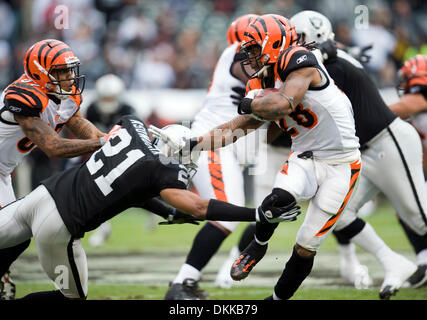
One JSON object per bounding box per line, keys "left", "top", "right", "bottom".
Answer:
{"left": 171, "top": 14, "right": 362, "bottom": 300}
{"left": 0, "top": 39, "right": 106, "bottom": 300}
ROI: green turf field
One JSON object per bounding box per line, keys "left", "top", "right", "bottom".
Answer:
{"left": 12, "top": 198, "right": 427, "bottom": 300}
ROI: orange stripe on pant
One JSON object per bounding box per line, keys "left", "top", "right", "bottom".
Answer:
{"left": 208, "top": 150, "right": 228, "bottom": 202}
{"left": 315, "top": 160, "right": 361, "bottom": 237}
{"left": 280, "top": 152, "right": 293, "bottom": 175}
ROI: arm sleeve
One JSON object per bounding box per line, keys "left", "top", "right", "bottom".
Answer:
{"left": 276, "top": 47, "right": 319, "bottom": 82}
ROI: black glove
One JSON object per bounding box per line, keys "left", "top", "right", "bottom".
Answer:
{"left": 318, "top": 39, "right": 338, "bottom": 62}
{"left": 237, "top": 97, "right": 253, "bottom": 115}
{"left": 230, "top": 86, "right": 246, "bottom": 106}
{"left": 348, "top": 44, "right": 372, "bottom": 64}
{"left": 257, "top": 193, "right": 301, "bottom": 223}
{"left": 158, "top": 209, "right": 202, "bottom": 225}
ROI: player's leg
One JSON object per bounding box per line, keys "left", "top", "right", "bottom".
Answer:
{"left": 0, "top": 174, "right": 28, "bottom": 300}
{"left": 18, "top": 186, "right": 88, "bottom": 300}
{"left": 269, "top": 158, "right": 361, "bottom": 300}
{"left": 231, "top": 152, "right": 317, "bottom": 281}
{"left": 165, "top": 147, "right": 245, "bottom": 299}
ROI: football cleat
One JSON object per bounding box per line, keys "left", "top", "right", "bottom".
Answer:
{"left": 230, "top": 240, "right": 267, "bottom": 281}
{"left": 402, "top": 264, "right": 427, "bottom": 289}
{"left": 379, "top": 252, "right": 417, "bottom": 300}
{"left": 215, "top": 246, "right": 240, "bottom": 289}
{"left": 0, "top": 271, "right": 16, "bottom": 300}
{"left": 164, "top": 278, "right": 208, "bottom": 300}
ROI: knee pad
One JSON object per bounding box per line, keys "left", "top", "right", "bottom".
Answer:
{"left": 261, "top": 188, "right": 296, "bottom": 212}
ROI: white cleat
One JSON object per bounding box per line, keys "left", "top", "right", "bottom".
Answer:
{"left": 379, "top": 253, "right": 417, "bottom": 300}
{"left": 215, "top": 246, "right": 240, "bottom": 289}
{"left": 88, "top": 221, "right": 112, "bottom": 247}
{"left": 341, "top": 260, "right": 373, "bottom": 289}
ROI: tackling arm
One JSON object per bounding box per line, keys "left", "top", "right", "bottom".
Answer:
{"left": 15, "top": 114, "right": 103, "bottom": 158}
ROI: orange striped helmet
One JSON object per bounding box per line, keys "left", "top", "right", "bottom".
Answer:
{"left": 240, "top": 14, "right": 298, "bottom": 78}
{"left": 23, "top": 39, "right": 85, "bottom": 98}
{"left": 227, "top": 14, "right": 259, "bottom": 45}
{"left": 398, "top": 54, "right": 427, "bottom": 94}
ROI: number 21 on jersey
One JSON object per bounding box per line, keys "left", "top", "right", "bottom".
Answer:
{"left": 86, "top": 127, "right": 145, "bottom": 196}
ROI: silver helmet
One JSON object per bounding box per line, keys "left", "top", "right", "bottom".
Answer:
{"left": 290, "top": 10, "right": 334, "bottom": 44}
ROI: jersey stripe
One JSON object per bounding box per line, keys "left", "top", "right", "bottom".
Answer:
{"left": 208, "top": 150, "right": 228, "bottom": 201}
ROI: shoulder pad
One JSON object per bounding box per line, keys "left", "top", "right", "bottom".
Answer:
{"left": 276, "top": 46, "right": 319, "bottom": 81}
{"left": 4, "top": 80, "right": 49, "bottom": 117}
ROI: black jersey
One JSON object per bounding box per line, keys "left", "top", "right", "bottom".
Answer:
{"left": 323, "top": 51, "right": 397, "bottom": 146}
{"left": 42, "top": 115, "right": 189, "bottom": 238}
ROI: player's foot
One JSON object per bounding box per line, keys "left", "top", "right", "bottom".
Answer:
{"left": 230, "top": 240, "right": 267, "bottom": 281}
{"left": 88, "top": 222, "right": 112, "bottom": 247}
{"left": 402, "top": 264, "right": 427, "bottom": 289}
{"left": 379, "top": 253, "right": 417, "bottom": 300}
{"left": 215, "top": 246, "right": 240, "bottom": 289}
{"left": 340, "top": 260, "right": 373, "bottom": 289}
{"left": 0, "top": 271, "right": 16, "bottom": 300}
{"left": 164, "top": 278, "right": 208, "bottom": 300}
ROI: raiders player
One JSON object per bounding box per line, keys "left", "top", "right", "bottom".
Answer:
{"left": 388, "top": 54, "right": 427, "bottom": 288}
{"left": 163, "top": 14, "right": 262, "bottom": 300}
{"left": 0, "top": 115, "right": 300, "bottom": 300}
{"left": 0, "top": 39, "right": 106, "bottom": 299}
{"left": 158, "top": 14, "right": 363, "bottom": 300}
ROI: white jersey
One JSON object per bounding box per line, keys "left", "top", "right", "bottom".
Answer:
{"left": 0, "top": 75, "right": 81, "bottom": 176}
{"left": 191, "top": 42, "right": 244, "bottom": 135}
{"left": 271, "top": 47, "right": 360, "bottom": 161}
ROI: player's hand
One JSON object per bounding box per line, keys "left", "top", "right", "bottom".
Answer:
{"left": 230, "top": 86, "right": 246, "bottom": 106}
{"left": 149, "top": 125, "right": 186, "bottom": 152}
{"left": 257, "top": 194, "right": 301, "bottom": 223}
{"left": 100, "top": 125, "right": 122, "bottom": 145}
{"left": 158, "top": 210, "right": 202, "bottom": 225}
{"left": 318, "top": 39, "right": 337, "bottom": 61}
{"left": 348, "top": 44, "right": 372, "bottom": 64}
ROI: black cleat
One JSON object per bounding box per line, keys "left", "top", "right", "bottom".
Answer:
{"left": 230, "top": 240, "right": 267, "bottom": 281}
{"left": 402, "top": 264, "right": 427, "bottom": 289}
{"left": 164, "top": 278, "right": 208, "bottom": 300}
{"left": 0, "top": 271, "right": 16, "bottom": 300}
{"left": 379, "top": 285, "right": 398, "bottom": 300}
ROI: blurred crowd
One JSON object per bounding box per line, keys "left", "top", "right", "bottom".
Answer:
{"left": 0, "top": 0, "right": 425, "bottom": 92}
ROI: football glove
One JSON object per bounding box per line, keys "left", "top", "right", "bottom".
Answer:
{"left": 256, "top": 193, "right": 302, "bottom": 223}
{"left": 158, "top": 209, "right": 202, "bottom": 225}
{"left": 318, "top": 39, "right": 338, "bottom": 62}
{"left": 230, "top": 86, "right": 246, "bottom": 106}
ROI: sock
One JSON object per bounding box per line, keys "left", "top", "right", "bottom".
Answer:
{"left": 416, "top": 249, "right": 427, "bottom": 265}
{"left": 274, "top": 247, "right": 315, "bottom": 300}
{"left": 398, "top": 218, "right": 427, "bottom": 255}
{"left": 18, "top": 290, "right": 68, "bottom": 301}
{"left": 238, "top": 223, "right": 256, "bottom": 252}
{"left": 333, "top": 217, "right": 366, "bottom": 245}
{"left": 173, "top": 222, "right": 228, "bottom": 283}
{"left": 255, "top": 221, "right": 279, "bottom": 244}
{"left": 0, "top": 239, "right": 31, "bottom": 276}
{"left": 351, "top": 223, "right": 394, "bottom": 267}
{"left": 338, "top": 243, "right": 361, "bottom": 266}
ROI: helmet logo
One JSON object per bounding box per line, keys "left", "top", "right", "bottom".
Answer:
{"left": 65, "top": 56, "right": 79, "bottom": 65}
{"left": 309, "top": 17, "right": 323, "bottom": 29}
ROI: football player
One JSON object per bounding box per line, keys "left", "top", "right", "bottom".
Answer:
{"left": 388, "top": 54, "right": 427, "bottom": 288}
{"left": 158, "top": 14, "right": 363, "bottom": 300}
{"left": 0, "top": 115, "right": 300, "bottom": 300}
{"left": 0, "top": 39, "right": 107, "bottom": 299}
{"left": 163, "top": 14, "right": 262, "bottom": 300}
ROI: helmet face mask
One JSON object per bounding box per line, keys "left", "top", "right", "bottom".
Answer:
{"left": 47, "top": 64, "right": 85, "bottom": 99}
{"left": 152, "top": 124, "right": 200, "bottom": 183}
{"left": 240, "top": 41, "right": 269, "bottom": 78}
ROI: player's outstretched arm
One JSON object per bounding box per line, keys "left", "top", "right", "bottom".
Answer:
{"left": 65, "top": 110, "right": 105, "bottom": 139}
{"left": 389, "top": 93, "right": 427, "bottom": 119}
{"left": 15, "top": 114, "right": 103, "bottom": 158}
{"left": 159, "top": 188, "right": 301, "bottom": 224}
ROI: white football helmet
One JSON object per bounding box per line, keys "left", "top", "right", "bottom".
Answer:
{"left": 152, "top": 124, "right": 199, "bottom": 179}
{"left": 290, "top": 10, "right": 335, "bottom": 44}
